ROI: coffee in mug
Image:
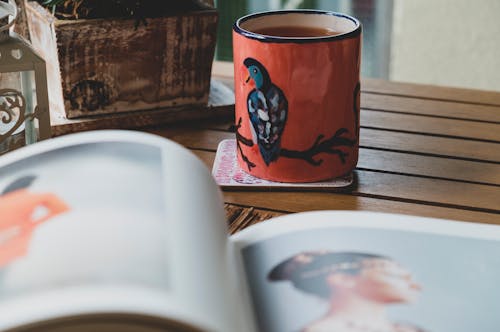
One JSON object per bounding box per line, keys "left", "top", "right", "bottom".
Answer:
{"left": 252, "top": 26, "right": 341, "bottom": 37}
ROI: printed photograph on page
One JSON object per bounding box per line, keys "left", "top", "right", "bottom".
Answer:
{"left": 0, "top": 142, "right": 169, "bottom": 301}
{"left": 240, "top": 225, "right": 500, "bottom": 332}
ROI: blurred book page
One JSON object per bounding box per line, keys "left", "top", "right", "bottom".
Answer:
{"left": 0, "top": 131, "right": 239, "bottom": 332}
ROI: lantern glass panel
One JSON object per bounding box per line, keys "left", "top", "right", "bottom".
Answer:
{"left": 0, "top": 69, "right": 39, "bottom": 155}
{"left": 0, "top": 0, "right": 51, "bottom": 156}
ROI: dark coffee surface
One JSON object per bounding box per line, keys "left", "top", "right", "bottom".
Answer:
{"left": 252, "top": 25, "right": 341, "bottom": 37}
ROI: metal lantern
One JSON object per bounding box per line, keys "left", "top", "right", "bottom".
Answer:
{"left": 0, "top": 0, "right": 50, "bottom": 155}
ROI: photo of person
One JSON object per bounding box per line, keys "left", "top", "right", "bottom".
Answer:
{"left": 0, "top": 175, "right": 70, "bottom": 268}
{"left": 240, "top": 222, "right": 500, "bottom": 332}
{"left": 268, "top": 250, "right": 425, "bottom": 332}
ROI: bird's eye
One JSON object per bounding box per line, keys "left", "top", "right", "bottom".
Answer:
{"left": 253, "top": 68, "right": 258, "bottom": 74}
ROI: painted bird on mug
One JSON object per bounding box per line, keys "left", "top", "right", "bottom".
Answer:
{"left": 244, "top": 57, "right": 288, "bottom": 165}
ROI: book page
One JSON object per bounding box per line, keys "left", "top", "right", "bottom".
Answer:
{"left": 0, "top": 131, "right": 239, "bottom": 332}
{"left": 231, "top": 211, "right": 500, "bottom": 332}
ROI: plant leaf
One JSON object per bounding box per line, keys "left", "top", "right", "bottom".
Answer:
{"left": 42, "top": 0, "right": 67, "bottom": 7}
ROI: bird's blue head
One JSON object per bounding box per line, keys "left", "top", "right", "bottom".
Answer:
{"left": 244, "top": 58, "right": 271, "bottom": 91}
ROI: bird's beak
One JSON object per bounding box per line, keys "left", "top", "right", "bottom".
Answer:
{"left": 245, "top": 75, "right": 251, "bottom": 83}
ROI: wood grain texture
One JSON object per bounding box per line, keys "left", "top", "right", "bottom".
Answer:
{"left": 225, "top": 204, "right": 282, "bottom": 234}
{"left": 222, "top": 191, "right": 500, "bottom": 226}
{"left": 151, "top": 125, "right": 500, "bottom": 168}
{"left": 357, "top": 149, "right": 500, "bottom": 186}
{"left": 359, "top": 129, "right": 500, "bottom": 163}
{"left": 51, "top": 80, "right": 234, "bottom": 136}
{"left": 26, "top": 2, "right": 218, "bottom": 119}
{"left": 197, "top": 144, "right": 500, "bottom": 186}
{"left": 190, "top": 149, "right": 500, "bottom": 213}
{"left": 362, "top": 78, "right": 500, "bottom": 106}
{"left": 361, "top": 110, "right": 500, "bottom": 142}
{"left": 150, "top": 114, "right": 500, "bottom": 164}
{"left": 353, "top": 171, "right": 499, "bottom": 213}
{"left": 361, "top": 94, "right": 500, "bottom": 123}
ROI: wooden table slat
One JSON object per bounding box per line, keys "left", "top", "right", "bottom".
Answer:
{"left": 361, "top": 78, "right": 500, "bottom": 106}
{"left": 361, "top": 110, "right": 500, "bottom": 142}
{"left": 354, "top": 171, "right": 500, "bottom": 213}
{"left": 148, "top": 127, "right": 230, "bottom": 150}
{"left": 361, "top": 94, "right": 500, "bottom": 123}
{"left": 225, "top": 204, "right": 282, "bottom": 234}
{"left": 150, "top": 126, "right": 500, "bottom": 164}
{"left": 360, "top": 128, "right": 500, "bottom": 163}
{"left": 193, "top": 150, "right": 500, "bottom": 213}
{"left": 223, "top": 191, "right": 500, "bottom": 225}
{"left": 358, "top": 149, "right": 500, "bottom": 186}
{"left": 187, "top": 137, "right": 500, "bottom": 186}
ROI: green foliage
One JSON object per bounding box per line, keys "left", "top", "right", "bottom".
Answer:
{"left": 37, "top": 0, "right": 203, "bottom": 20}
{"left": 39, "top": 0, "right": 140, "bottom": 19}
{"left": 42, "top": 0, "right": 66, "bottom": 6}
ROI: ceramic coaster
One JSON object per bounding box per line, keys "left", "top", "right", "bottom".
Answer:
{"left": 212, "top": 139, "right": 353, "bottom": 190}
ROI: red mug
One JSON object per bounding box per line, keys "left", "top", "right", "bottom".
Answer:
{"left": 233, "top": 10, "right": 361, "bottom": 182}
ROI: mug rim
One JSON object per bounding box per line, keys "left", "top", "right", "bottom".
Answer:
{"left": 233, "top": 9, "right": 362, "bottom": 44}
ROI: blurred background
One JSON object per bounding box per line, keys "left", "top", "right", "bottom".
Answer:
{"left": 215, "top": 0, "right": 500, "bottom": 92}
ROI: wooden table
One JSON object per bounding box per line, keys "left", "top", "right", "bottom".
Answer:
{"left": 148, "top": 62, "right": 500, "bottom": 233}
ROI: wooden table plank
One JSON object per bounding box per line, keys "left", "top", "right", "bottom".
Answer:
{"left": 354, "top": 170, "right": 499, "bottom": 213}
{"left": 147, "top": 126, "right": 230, "bottom": 150}
{"left": 152, "top": 125, "right": 500, "bottom": 186}
{"left": 181, "top": 131, "right": 500, "bottom": 185}
{"left": 185, "top": 138, "right": 500, "bottom": 185}
{"left": 192, "top": 149, "right": 500, "bottom": 213}
{"left": 361, "top": 94, "right": 500, "bottom": 123}
{"left": 361, "top": 110, "right": 500, "bottom": 142}
{"left": 358, "top": 149, "right": 500, "bottom": 186}
{"left": 225, "top": 204, "right": 282, "bottom": 234}
{"left": 222, "top": 191, "right": 500, "bottom": 226}
{"left": 360, "top": 128, "right": 500, "bottom": 163}
{"left": 361, "top": 78, "right": 500, "bottom": 106}
{"left": 151, "top": 125, "right": 500, "bottom": 167}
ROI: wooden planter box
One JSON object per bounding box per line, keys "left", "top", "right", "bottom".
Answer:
{"left": 25, "top": 2, "right": 218, "bottom": 119}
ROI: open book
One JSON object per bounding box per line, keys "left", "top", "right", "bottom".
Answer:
{"left": 1, "top": 130, "right": 499, "bottom": 332}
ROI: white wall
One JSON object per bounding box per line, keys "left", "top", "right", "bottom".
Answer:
{"left": 390, "top": 0, "right": 500, "bottom": 91}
